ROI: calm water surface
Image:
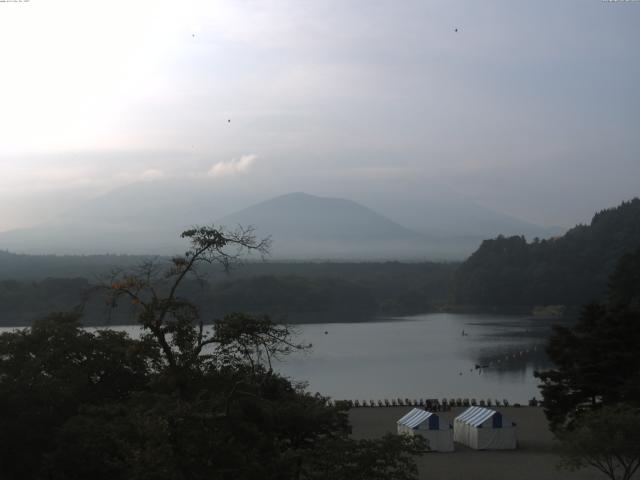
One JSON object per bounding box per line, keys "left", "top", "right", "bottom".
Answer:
{"left": 1, "top": 313, "right": 560, "bottom": 403}
{"left": 278, "top": 313, "right": 556, "bottom": 403}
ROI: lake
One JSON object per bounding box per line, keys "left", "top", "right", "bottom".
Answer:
{"left": 1, "top": 313, "right": 561, "bottom": 403}
{"left": 277, "top": 313, "right": 557, "bottom": 404}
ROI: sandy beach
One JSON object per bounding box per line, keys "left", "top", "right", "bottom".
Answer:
{"left": 349, "top": 406, "right": 616, "bottom": 480}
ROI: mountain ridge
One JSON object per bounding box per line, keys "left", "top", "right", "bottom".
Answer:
{"left": 0, "top": 181, "right": 558, "bottom": 259}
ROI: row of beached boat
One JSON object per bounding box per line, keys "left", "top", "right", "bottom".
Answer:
{"left": 327, "top": 397, "right": 516, "bottom": 409}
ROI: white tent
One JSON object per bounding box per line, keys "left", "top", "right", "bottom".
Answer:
{"left": 453, "top": 406, "right": 517, "bottom": 450}
{"left": 397, "top": 408, "right": 454, "bottom": 452}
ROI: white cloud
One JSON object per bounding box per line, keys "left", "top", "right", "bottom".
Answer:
{"left": 207, "top": 154, "right": 257, "bottom": 178}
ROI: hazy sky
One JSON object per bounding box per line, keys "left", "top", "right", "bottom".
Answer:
{"left": 0, "top": 0, "right": 638, "bottom": 231}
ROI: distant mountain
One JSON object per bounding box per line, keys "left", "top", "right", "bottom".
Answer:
{"left": 0, "top": 176, "right": 560, "bottom": 259}
{"left": 453, "top": 198, "right": 640, "bottom": 307}
{"left": 58, "top": 178, "right": 260, "bottom": 230}
{"left": 222, "top": 192, "right": 422, "bottom": 240}
{"left": 217, "top": 192, "right": 444, "bottom": 259}
{"left": 0, "top": 189, "right": 471, "bottom": 259}
{"left": 349, "top": 181, "right": 565, "bottom": 240}
{"left": 0, "top": 178, "right": 262, "bottom": 255}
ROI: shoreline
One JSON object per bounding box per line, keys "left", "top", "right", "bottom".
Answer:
{"left": 349, "top": 406, "right": 605, "bottom": 480}
{"left": 0, "top": 307, "right": 576, "bottom": 329}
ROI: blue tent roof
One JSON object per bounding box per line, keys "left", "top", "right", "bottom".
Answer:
{"left": 397, "top": 408, "right": 439, "bottom": 429}
{"left": 455, "top": 406, "right": 503, "bottom": 428}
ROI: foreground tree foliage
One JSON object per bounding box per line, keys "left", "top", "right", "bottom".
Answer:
{"left": 305, "top": 434, "right": 425, "bottom": 480}
{"left": 0, "top": 313, "right": 158, "bottom": 479}
{"left": 557, "top": 405, "right": 640, "bottom": 480}
{"left": 0, "top": 226, "right": 425, "bottom": 480}
{"left": 535, "top": 247, "right": 640, "bottom": 432}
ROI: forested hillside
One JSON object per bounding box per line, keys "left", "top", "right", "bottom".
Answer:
{"left": 0, "top": 251, "right": 145, "bottom": 280}
{"left": 0, "top": 262, "right": 457, "bottom": 327}
{"left": 453, "top": 198, "right": 640, "bottom": 307}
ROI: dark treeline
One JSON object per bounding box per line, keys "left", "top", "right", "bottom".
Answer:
{"left": 208, "top": 262, "right": 457, "bottom": 316}
{"left": 0, "top": 251, "right": 146, "bottom": 280}
{"left": 0, "top": 262, "right": 457, "bottom": 327}
{"left": 0, "top": 278, "right": 97, "bottom": 325}
{"left": 453, "top": 198, "right": 640, "bottom": 308}
{"left": 0, "top": 251, "right": 456, "bottom": 284}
